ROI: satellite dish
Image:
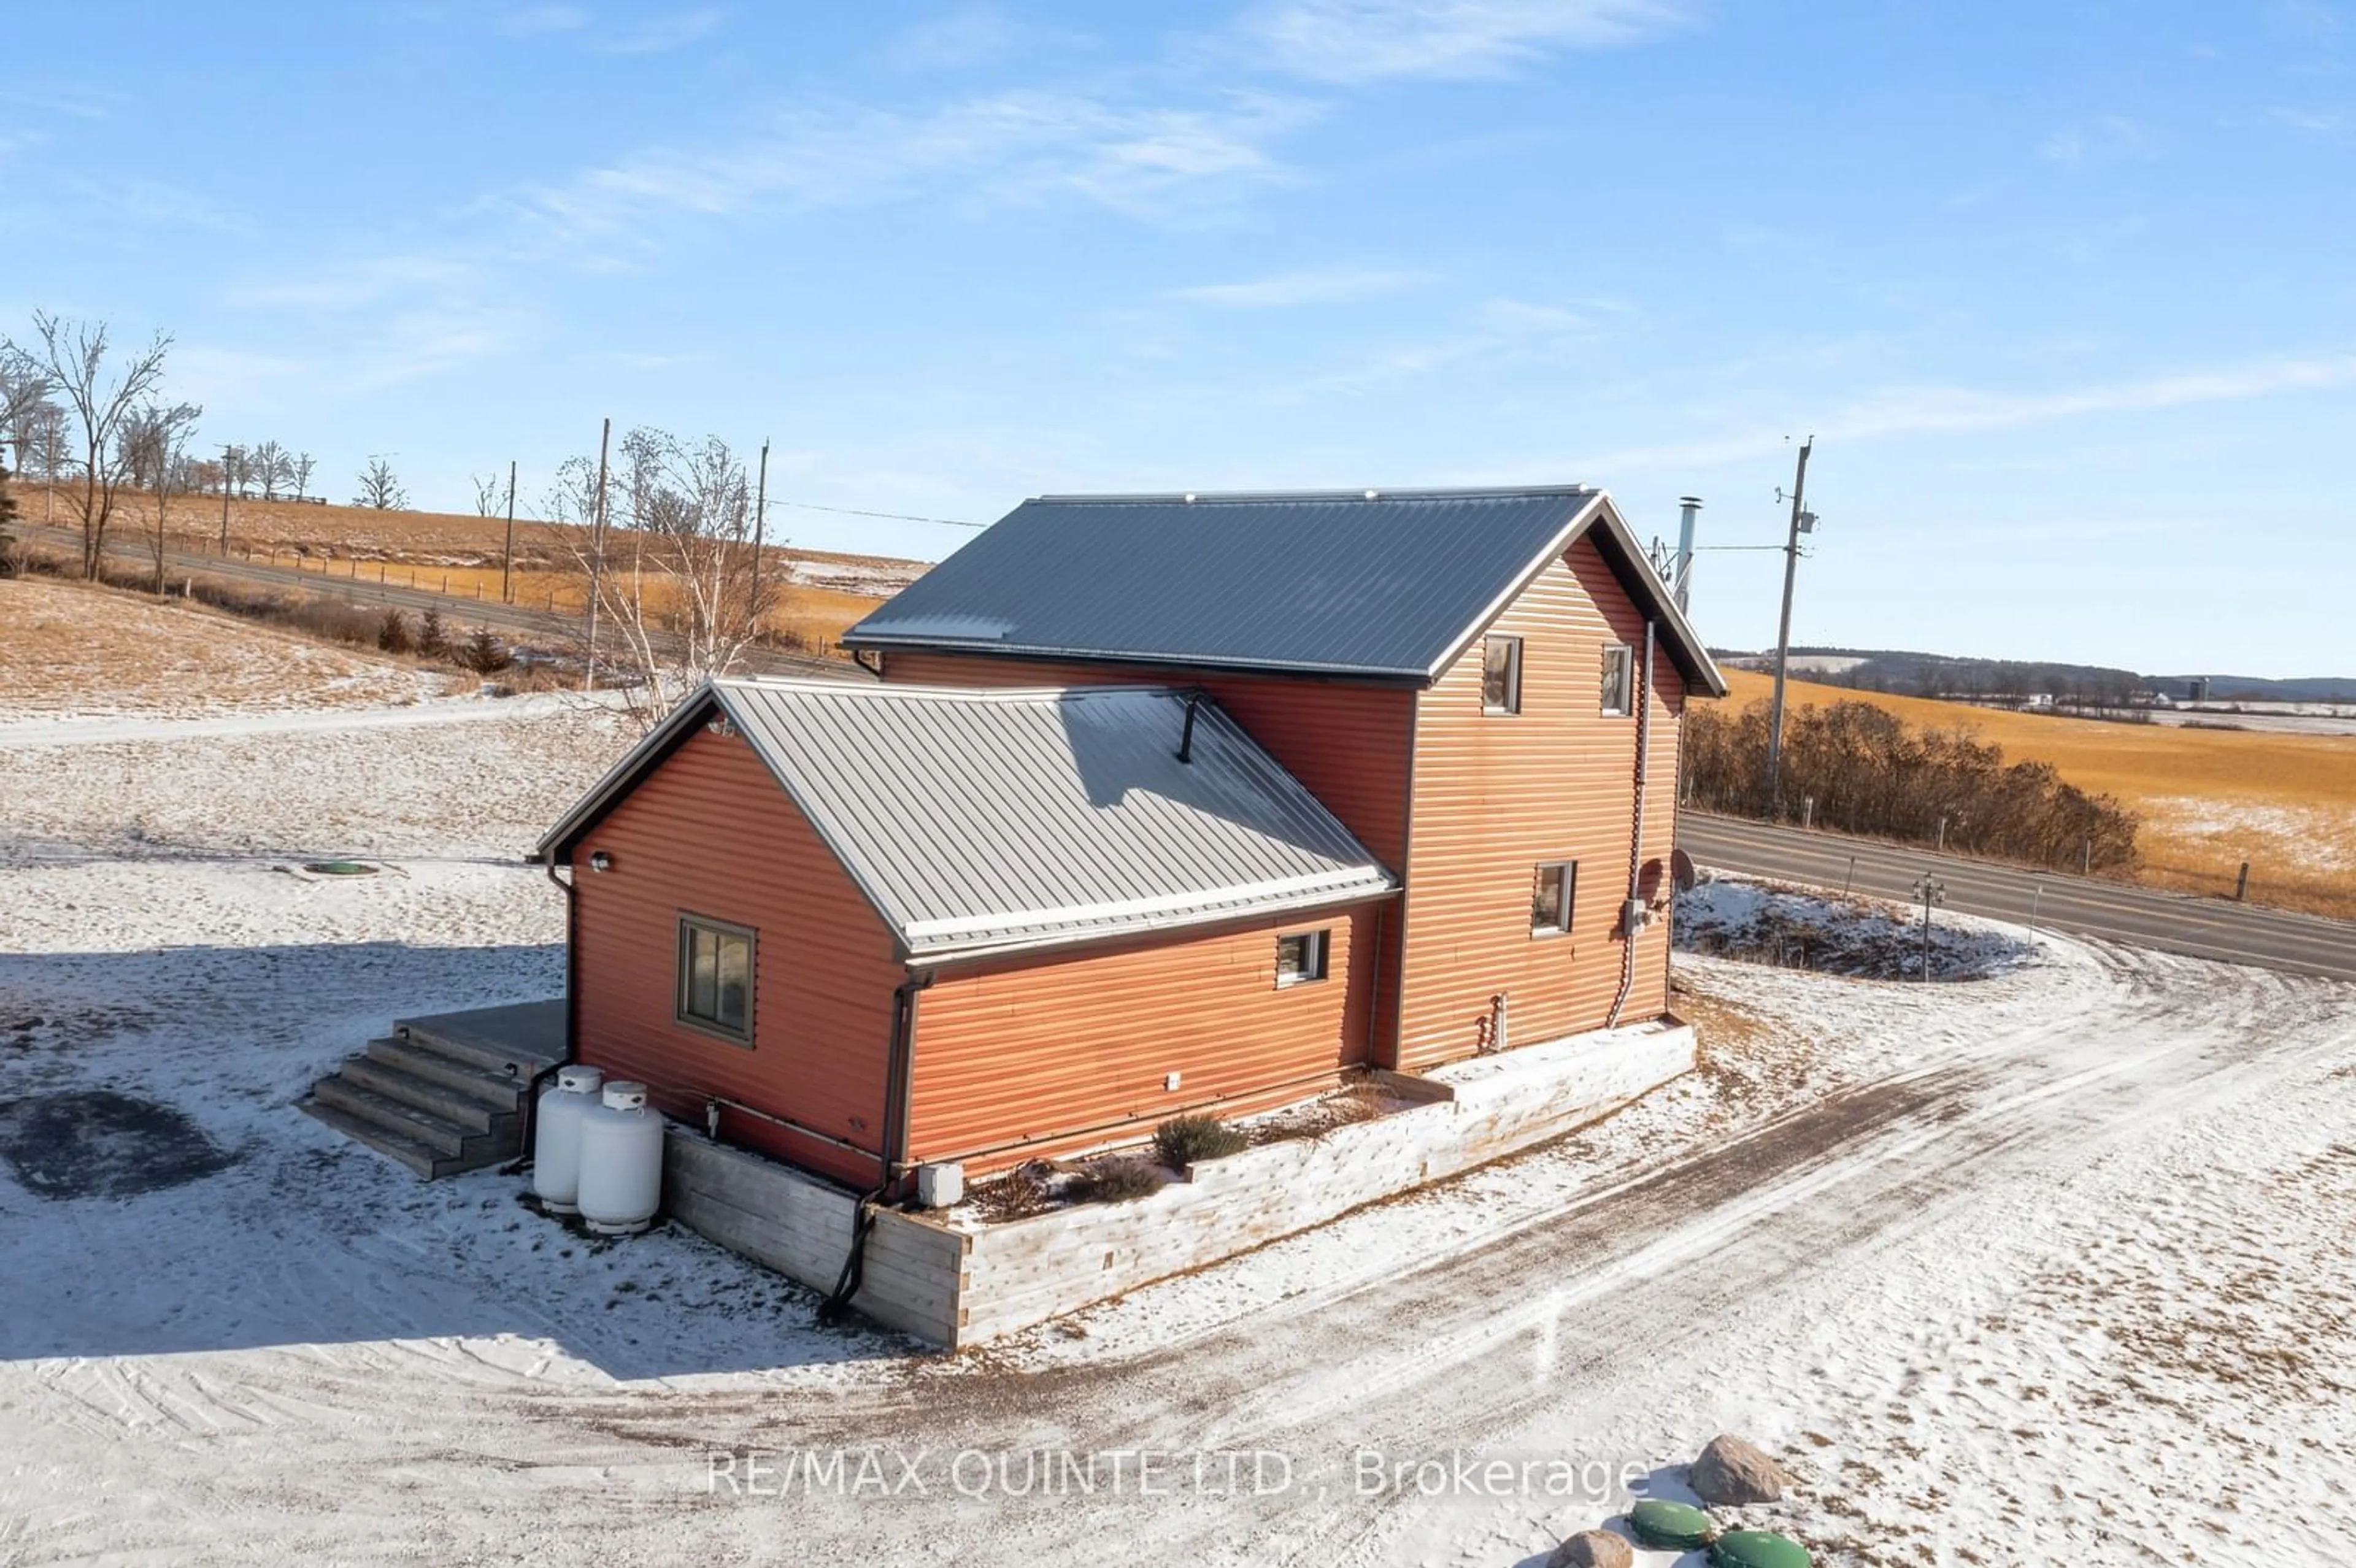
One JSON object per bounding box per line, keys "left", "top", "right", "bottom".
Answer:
{"left": 1671, "top": 847, "right": 1698, "bottom": 892}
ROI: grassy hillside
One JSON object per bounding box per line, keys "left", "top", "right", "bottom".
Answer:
{"left": 1715, "top": 669, "right": 2356, "bottom": 918}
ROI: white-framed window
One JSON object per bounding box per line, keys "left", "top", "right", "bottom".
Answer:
{"left": 677, "top": 913, "right": 755, "bottom": 1045}
{"left": 1531, "top": 861, "right": 1577, "bottom": 937}
{"left": 1600, "top": 643, "right": 1634, "bottom": 717}
{"left": 1482, "top": 634, "right": 1523, "bottom": 715}
{"left": 1275, "top": 929, "right": 1330, "bottom": 987}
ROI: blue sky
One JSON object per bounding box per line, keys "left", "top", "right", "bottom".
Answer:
{"left": 5, "top": 2, "right": 2352, "bottom": 676}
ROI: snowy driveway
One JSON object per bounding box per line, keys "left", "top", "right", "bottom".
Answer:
{"left": 1, "top": 701, "right": 2351, "bottom": 1566}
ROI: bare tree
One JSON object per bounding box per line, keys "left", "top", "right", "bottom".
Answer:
{"left": 554, "top": 430, "right": 782, "bottom": 729}
{"left": 2, "top": 313, "right": 174, "bottom": 577}
{"left": 353, "top": 454, "right": 407, "bottom": 510}
{"left": 0, "top": 447, "right": 20, "bottom": 575}
{"left": 120, "top": 401, "right": 204, "bottom": 593}
{"left": 1, "top": 356, "right": 52, "bottom": 461}
{"left": 250, "top": 439, "right": 291, "bottom": 501}
{"left": 472, "top": 472, "right": 504, "bottom": 517}
{"left": 0, "top": 358, "right": 55, "bottom": 547}
{"left": 291, "top": 451, "right": 317, "bottom": 501}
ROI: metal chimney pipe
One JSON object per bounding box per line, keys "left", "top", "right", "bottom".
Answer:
{"left": 1674, "top": 496, "right": 1702, "bottom": 612}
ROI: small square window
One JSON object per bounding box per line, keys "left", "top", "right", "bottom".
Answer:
{"left": 677, "top": 914, "right": 755, "bottom": 1043}
{"left": 1482, "top": 635, "right": 1523, "bottom": 715}
{"left": 1600, "top": 643, "right": 1634, "bottom": 717}
{"left": 1275, "top": 929, "right": 1330, "bottom": 987}
{"left": 1531, "top": 861, "right": 1576, "bottom": 937}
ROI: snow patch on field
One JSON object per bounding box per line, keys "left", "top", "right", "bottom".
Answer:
{"left": 2, "top": 667, "right": 2353, "bottom": 1566}
{"left": 2142, "top": 793, "right": 2356, "bottom": 870}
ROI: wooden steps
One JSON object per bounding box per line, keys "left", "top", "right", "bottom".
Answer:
{"left": 299, "top": 1004, "right": 563, "bottom": 1178}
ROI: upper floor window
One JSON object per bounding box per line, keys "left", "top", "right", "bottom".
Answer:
{"left": 678, "top": 913, "right": 755, "bottom": 1045}
{"left": 1600, "top": 643, "right": 1634, "bottom": 717}
{"left": 1276, "top": 929, "right": 1330, "bottom": 987}
{"left": 1482, "top": 635, "right": 1523, "bottom": 715}
{"left": 1532, "top": 861, "right": 1576, "bottom": 937}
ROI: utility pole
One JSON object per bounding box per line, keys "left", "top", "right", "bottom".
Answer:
{"left": 501, "top": 459, "right": 516, "bottom": 605}
{"left": 1764, "top": 437, "right": 1814, "bottom": 813}
{"left": 583, "top": 418, "right": 610, "bottom": 692}
{"left": 748, "top": 439, "right": 769, "bottom": 642}
{"left": 218, "top": 444, "right": 236, "bottom": 553}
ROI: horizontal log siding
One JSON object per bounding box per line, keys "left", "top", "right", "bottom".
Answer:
{"left": 1396, "top": 539, "right": 1687, "bottom": 1069}
{"left": 572, "top": 726, "right": 904, "bottom": 1188}
{"left": 909, "top": 902, "right": 1381, "bottom": 1175}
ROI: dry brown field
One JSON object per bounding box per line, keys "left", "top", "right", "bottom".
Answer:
{"left": 1717, "top": 669, "right": 2356, "bottom": 918}
{"left": 17, "top": 483, "right": 922, "bottom": 653}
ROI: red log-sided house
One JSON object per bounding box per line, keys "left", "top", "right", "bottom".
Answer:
{"left": 537, "top": 487, "right": 1725, "bottom": 1194}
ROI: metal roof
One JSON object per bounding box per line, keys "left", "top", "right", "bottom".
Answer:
{"left": 541, "top": 678, "right": 1397, "bottom": 964}
{"left": 842, "top": 486, "right": 1727, "bottom": 696}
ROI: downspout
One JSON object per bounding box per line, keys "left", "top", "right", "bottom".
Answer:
{"left": 1606, "top": 621, "right": 1657, "bottom": 1028}
{"left": 820, "top": 968, "right": 931, "bottom": 1327}
{"left": 507, "top": 857, "right": 582, "bottom": 1174}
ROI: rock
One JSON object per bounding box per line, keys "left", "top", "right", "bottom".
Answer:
{"left": 1547, "top": 1529, "right": 1633, "bottom": 1568}
{"left": 1690, "top": 1434, "right": 1792, "bottom": 1507}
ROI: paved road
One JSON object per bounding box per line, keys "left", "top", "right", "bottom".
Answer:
{"left": 19, "top": 523, "right": 860, "bottom": 682}
{"left": 1679, "top": 809, "right": 2356, "bottom": 982}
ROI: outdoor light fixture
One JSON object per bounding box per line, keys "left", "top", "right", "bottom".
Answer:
{"left": 588, "top": 851, "right": 614, "bottom": 873}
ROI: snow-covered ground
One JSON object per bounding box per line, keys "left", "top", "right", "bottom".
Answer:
{"left": 2, "top": 688, "right": 2352, "bottom": 1566}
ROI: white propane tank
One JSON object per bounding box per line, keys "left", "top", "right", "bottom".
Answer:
{"left": 576, "top": 1081, "right": 663, "bottom": 1236}
{"left": 531, "top": 1065, "right": 605, "bottom": 1213}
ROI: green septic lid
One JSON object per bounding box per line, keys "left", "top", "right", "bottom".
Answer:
{"left": 1711, "top": 1530, "right": 1812, "bottom": 1568}
{"left": 1628, "top": 1498, "right": 1715, "bottom": 1550}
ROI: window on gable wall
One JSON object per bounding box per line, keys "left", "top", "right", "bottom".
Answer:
{"left": 678, "top": 914, "right": 755, "bottom": 1044}
{"left": 1600, "top": 642, "right": 1634, "bottom": 717}
{"left": 1531, "top": 861, "right": 1576, "bottom": 937}
{"left": 1482, "top": 635, "right": 1523, "bottom": 715}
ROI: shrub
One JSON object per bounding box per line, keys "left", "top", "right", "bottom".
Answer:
{"left": 1684, "top": 698, "right": 2141, "bottom": 875}
{"left": 375, "top": 608, "right": 412, "bottom": 653}
{"left": 458, "top": 626, "right": 512, "bottom": 674}
{"left": 1071, "top": 1159, "right": 1163, "bottom": 1204}
{"left": 416, "top": 607, "right": 448, "bottom": 658}
{"left": 1153, "top": 1113, "right": 1247, "bottom": 1169}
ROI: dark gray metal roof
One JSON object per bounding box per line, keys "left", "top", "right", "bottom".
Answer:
{"left": 541, "top": 678, "right": 1396, "bottom": 964}
{"left": 843, "top": 486, "right": 1726, "bottom": 694}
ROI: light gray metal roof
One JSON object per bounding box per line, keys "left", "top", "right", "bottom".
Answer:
{"left": 541, "top": 678, "right": 1396, "bottom": 964}
{"left": 842, "top": 486, "right": 1727, "bottom": 696}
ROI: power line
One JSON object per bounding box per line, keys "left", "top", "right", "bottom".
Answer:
{"left": 772, "top": 498, "right": 987, "bottom": 529}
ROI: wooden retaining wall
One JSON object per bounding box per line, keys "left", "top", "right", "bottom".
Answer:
{"left": 661, "top": 1128, "right": 967, "bottom": 1345}
{"left": 942, "top": 1018, "right": 1693, "bottom": 1346}
{"left": 664, "top": 1021, "right": 1692, "bottom": 1350}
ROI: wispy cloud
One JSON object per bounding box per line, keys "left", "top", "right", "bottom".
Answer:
{"left": 2268, "top": 106, "right": 2343, "bottom": 133}
{"left": 890, "top": 5, "right": 1027, "bottom": 69}
{"left": 0, "top": 86, "right": 117, "bottom": 120}
{"left": 1238, "top": 0, "right": 1680, "bottom": 83}
{"left": 498, "top": 4, "right": 590, "bottom": 37}
{"left": 492, "top": 4, "right": 722, "bottom": 52}
{"left": 1474, "top": 296, "right": 1622, "bottom": 333}
{"left": 515, "top": 88, "right": 1316, "bottom": 239}
{"left": 600, "top": 7, "right": 728, "bottom": 55}
{"left": 1168, "top": 265, "right": 1431, "bottom": 306}
{"left": 1588, "top": 352, "right": 2356, "bottom": 471}
{"left": 2039, "top": 115, "right": 2155, "bottom": 167}
{"left": 2263, "top": 0, "right": 2343, "bottom": 43}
